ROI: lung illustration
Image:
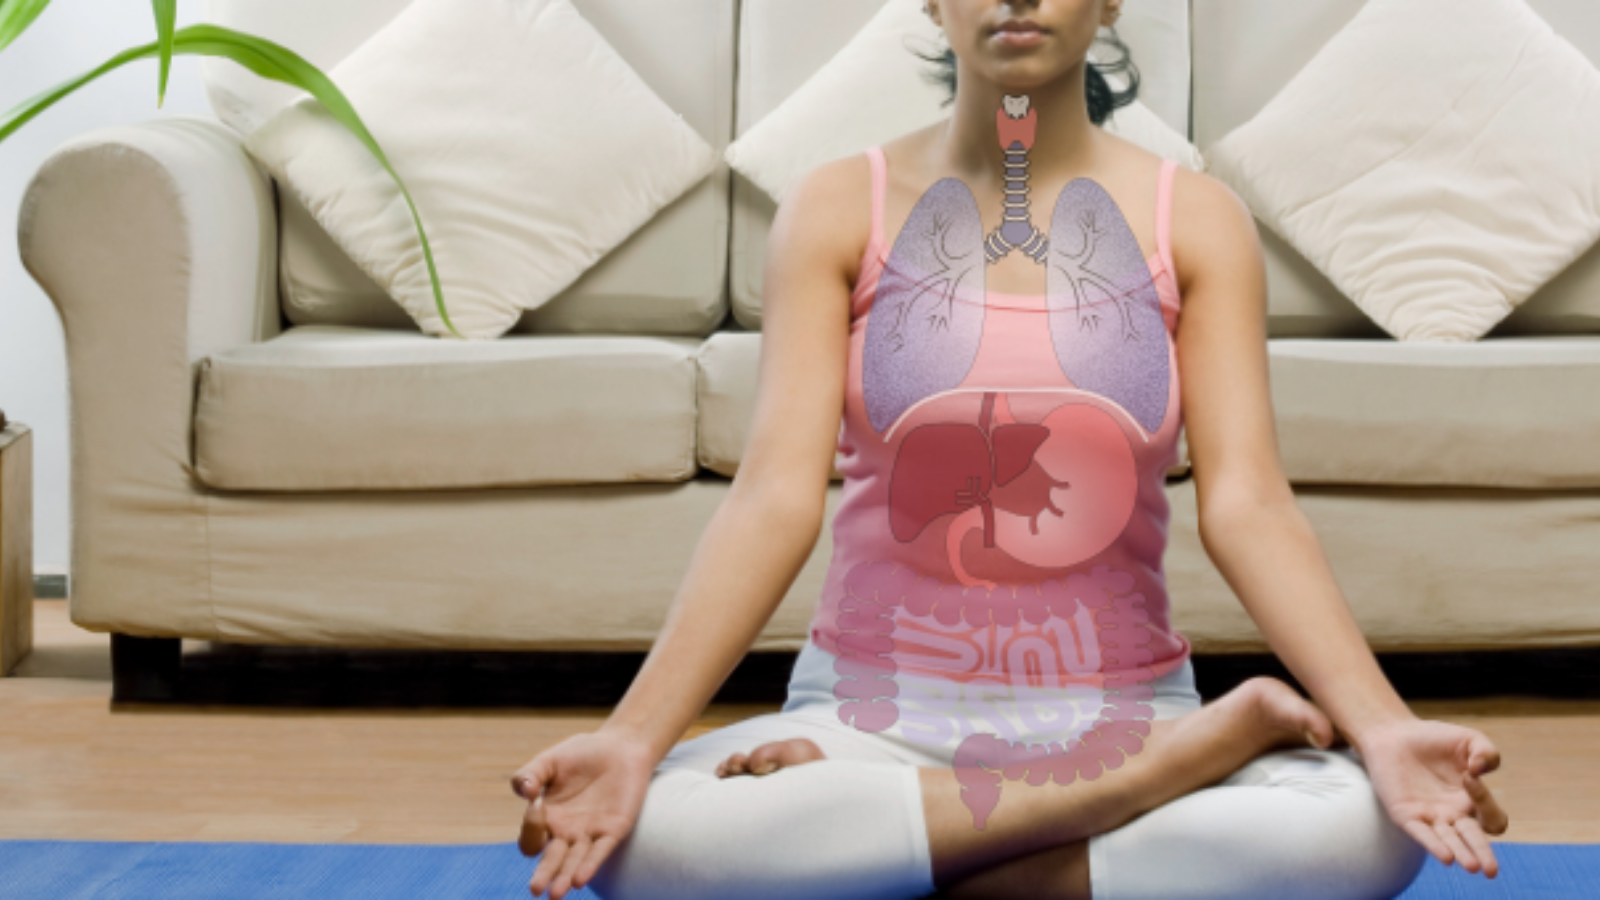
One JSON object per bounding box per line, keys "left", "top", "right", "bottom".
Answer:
{"left": 1045, "top": 179, "right": 1170, "bottom": 435}
{"left": 863, "top": 177, "right": 988, "bottom": 435}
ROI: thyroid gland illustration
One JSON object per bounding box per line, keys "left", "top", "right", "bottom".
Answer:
{"left": 831, "top": 94, "right": 1171, "bottom": 830}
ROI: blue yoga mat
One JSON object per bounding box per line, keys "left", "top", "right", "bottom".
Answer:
{"left": 0, "top": 839, "right": 1591, "bottom": 898}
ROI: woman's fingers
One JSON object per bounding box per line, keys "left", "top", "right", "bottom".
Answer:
{"left": 1467, "top": 736, "right": 1502, "bottom": 778}
{"left": 1433, "top": 819, "right": 1480, "bottom": 873}
{"left": 1454, "top": 816, "right": 1499, "bottom": 878}
{"left": 530, "top": 836, "right": 568, "bottom": 898}
{"left": 1464, "top": 771, "right": 1510, "bottom": 834}
{"left": 1401, "top": 818, "right": 1452, "bottom": 865}
{"left": 574, "top": 834, "right": 620, "bottom": 888}
{"left": 716, "top": 751, "right": 749, "bottom": 778}
{"left": 550, "top": 834, "right": 592, "bottom": 899}
{"left": 512, "top": 754, "right": 554, "bottom": 799}
{"left": 518, "top": 794, "right": 549, "bottom": 857}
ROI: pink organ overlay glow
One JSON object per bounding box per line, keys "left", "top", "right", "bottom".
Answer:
{"left": 799, "top": 94, "right": 1194, "bottom": 829}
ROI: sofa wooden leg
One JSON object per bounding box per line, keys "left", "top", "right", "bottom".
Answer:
{"left": 111, "top": 634, "right": 181, "bottom": 702}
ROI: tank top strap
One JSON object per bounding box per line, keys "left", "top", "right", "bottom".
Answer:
{"left": 865, "top": 145, "right": 887, "bottom": 252}
{"left": 1156, "top": 157, "right": 1177, "bottom": 280}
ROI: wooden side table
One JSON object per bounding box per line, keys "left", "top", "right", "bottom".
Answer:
{"left": 1, "top": 421, "right": 33, "bottom": 676}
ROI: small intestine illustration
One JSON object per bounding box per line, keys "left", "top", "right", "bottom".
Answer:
{"left": 831, "top": 93, "right": 1173, "bottom": 829}
{"left": 833, "top": 561, "right": 1156, "bottom": 830}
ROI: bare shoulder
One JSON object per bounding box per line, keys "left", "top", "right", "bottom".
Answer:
{"left": 1168, "top": 164, "right": 1265, "bottom": 297}
{"left": 741, "top": 154, "right": 867, "bottom": 501}
{"left": 767, "top": 152, "right": 874, "bottom": 290}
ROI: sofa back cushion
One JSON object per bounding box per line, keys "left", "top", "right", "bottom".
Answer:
{"left": 1193, "top": 0, "right": 1600, "bottom": 338}
{"left": 203, "top": 0, "right": 736, "bottom": 337}
{"left": 727, "top": 0, "right": 1194, "bottom": 330}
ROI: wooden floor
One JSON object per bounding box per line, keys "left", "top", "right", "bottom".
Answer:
{"left": 2, "top": 600, "right": 1597, "bottom": 845}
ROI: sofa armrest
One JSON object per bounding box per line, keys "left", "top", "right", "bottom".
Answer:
{"left": 16, "top": 115, "right": 279, "bottom": 637}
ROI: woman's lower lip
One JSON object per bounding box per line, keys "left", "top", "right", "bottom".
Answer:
{"left": 992, "top": 30, "right": 1045, "bottom": 48}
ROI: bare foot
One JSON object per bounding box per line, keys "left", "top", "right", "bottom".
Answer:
{"left": 1233, "top": 675, "right": 1342, "bottom": 752}
{"left": 1111, "top": 675, "right": 1338, "bottom": 817}
{"left": 714, "top": 737, "right": 827, "bottom": 778}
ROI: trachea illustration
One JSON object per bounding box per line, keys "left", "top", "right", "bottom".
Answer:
{"left": 985, "top": 94, "right": 1047, "bottom": 264}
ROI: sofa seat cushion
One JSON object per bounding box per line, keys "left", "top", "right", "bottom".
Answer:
{"left": 695, "top": 332, "right": 1192, "bottom": 481}
{"left": 194, "top": 325, "right": 700, "bottom": 491}
{"left": 1271, "top": 336, "right": 1600, "bottom": 488}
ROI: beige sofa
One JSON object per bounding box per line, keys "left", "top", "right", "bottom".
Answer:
{"left": 20, "top": 0, "right": 1600, "bottom": 701}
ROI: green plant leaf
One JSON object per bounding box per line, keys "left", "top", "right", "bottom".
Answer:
{"left": 0, "top": 0, "right": 50, "bottom": 56}
{"left": 150, "top": 0, "right": 174, "bottom": 107}
{"left": 0, "top": 23, "right": 459, "bottom": 337}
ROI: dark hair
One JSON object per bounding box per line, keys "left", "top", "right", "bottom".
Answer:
{"left": 908, "top": 27, "right": 1141, "bottom": 126}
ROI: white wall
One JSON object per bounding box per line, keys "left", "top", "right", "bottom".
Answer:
{"left": 0, "top": 0, "right": 212, "bottom": 579}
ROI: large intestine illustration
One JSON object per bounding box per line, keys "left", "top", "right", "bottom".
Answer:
{"left": 833, "top": 94, "right": 1171, "bottom": 829}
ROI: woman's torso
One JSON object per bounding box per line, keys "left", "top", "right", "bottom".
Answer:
{"left": 787, "top": 141, "right": 1193, "bottom": 754}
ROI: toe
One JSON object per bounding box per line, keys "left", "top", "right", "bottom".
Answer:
{"left": 747, "top": 742, "right": 788, "bottom": 775}
{"left": 718, "top": 751, "right": 750, "bottom": 777}
{"left": 746, "top": 738, "right": 829, "bottom": 776}
{"left": 787, "top": 738, "right": 827, "bottom": 764}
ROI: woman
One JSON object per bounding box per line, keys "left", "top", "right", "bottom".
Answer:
{"left": 511, "top": 1, "right": 1510, "bottom": 897}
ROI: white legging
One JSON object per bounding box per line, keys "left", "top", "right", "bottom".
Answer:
{"left": 586, "top": 644, "right": 1428, "bottom": 900}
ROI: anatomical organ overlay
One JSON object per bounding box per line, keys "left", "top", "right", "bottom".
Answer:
{"left": 808, "top": 94, "right": 1192, "bottom": 828}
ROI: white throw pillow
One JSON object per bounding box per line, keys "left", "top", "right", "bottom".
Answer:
{"left": 202, "top": 0, "right": 414, "bottom": 137}
{"left": 1205, "top": 0, "right": 1600, "bottom": 343}
{"left": 245, "top": 0, "right": 718, "bottom": 339}
{"left": 205, "top": 0, "right": 420, "bottom": 330}
{"left": 724, "top": 0, "right": 1205, "bottom": 206}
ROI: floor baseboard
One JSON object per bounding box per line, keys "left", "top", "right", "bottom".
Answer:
{"left": 33, "top": 575, "right": 68, "bottom": 600}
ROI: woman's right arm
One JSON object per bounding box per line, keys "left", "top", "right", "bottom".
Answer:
{"left": 514, "top": 156, "right": 870, "bottom": 899}
{"left": 597, "top": 157, "right": 865, "bottom": 761}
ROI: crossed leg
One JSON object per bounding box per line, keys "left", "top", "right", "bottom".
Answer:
{"left": 583, "top": 676, "right": 1340, "bottom": 900}
{"left": 719, "top": 680, "right": 1426, "bottom": 900}
{"left": 903, "top": 746, "right": 1425, "bottom": 900}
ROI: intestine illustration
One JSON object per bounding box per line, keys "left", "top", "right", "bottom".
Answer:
{"left": 832, "top": 94, "right": 1173, "bottom": 829}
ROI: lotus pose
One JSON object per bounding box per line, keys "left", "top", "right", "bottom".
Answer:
{"left": 511, "top": 2, "right": 1508, "bottom": 898}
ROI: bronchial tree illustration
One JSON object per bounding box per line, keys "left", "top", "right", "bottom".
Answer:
{"left": 863, "top": 92, "right": 1171, "bottom": 438}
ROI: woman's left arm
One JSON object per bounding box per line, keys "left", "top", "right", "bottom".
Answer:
{"left": 1168, "top": 167, "right": 1509, "bottom": 877}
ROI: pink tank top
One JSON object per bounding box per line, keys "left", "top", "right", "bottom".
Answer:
{"left": 803, "top": 145, "right": 1193, "bottom": 730}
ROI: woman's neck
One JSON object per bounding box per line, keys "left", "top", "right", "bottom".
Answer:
{"left": 932, "top": 60, "right": 1100, "bottom": 190}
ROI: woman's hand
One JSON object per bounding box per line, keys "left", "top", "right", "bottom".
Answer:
{"left": 511, "top": 727, "right": 659, "bottom": 899}
{"left": 1355, "top": 717, "right": 1509, "bottom": 878}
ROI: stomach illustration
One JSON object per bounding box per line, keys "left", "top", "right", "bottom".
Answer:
{"left": 888, "top": 390, "right": 1138, "bottom": 585}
